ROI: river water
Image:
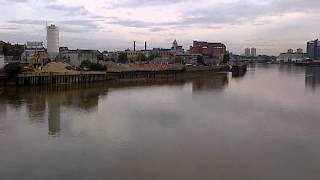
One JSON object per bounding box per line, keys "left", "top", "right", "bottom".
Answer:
{"left": 0, "top": 65, "right": 320, "bottom": 180}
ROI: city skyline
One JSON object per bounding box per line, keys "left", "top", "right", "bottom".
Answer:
{"left": 0, "top": 0, "right": 319, "bottom": 55}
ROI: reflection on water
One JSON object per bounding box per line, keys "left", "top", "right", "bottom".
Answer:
{"left": 306, "top": 66, "right": 320, "bottom": 90}
{"left": 0, "top": 73, "right": 229, "bottom": 136}
{"left": 192, "top": 73, "right": 229, "bottom": 92}
{"left": 0, "top": 66, "right": 320, "bottom": 180}
{"left": 48, "top": 101, "right": 61, "bottom": 136}
{"left": 0, "top": 84, "right": 110, "bottom": 137}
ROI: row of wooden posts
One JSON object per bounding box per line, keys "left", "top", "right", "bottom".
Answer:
{"left": 0, "top": 71, "right": 182, "bottom": 86}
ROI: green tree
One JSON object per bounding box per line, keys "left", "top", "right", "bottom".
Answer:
{"left": 223, "top": 52, "right": 230, "bottom": 64}
{"left": 80, "top": 60, "right": 92, "bottom": 69}
{"left": 4, "top": 63, "right": 22, "bottom": 77}
{"left": 90, "top": 63, "right": 107, "bottom": 71}
{"left": 175, "top": 56, "right": 183, "bottom": 64}
{"left": 80, "top": 60, "right": 107, "bottom": 71}
{"left": 138, "top": 54, "right": 147, "bottom": 62}
{"left": 118, "top": 53, "right": 128, "bottom": 63}
{"left": 147, "top": 54, "right": 159, "bottom": 61}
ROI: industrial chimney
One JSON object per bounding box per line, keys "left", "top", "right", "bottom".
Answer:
{"left": 145, "top": 41, "right": 147, "bottom": 51}
{"left": 134, "top": 41, "right": 136, "bottom": 52}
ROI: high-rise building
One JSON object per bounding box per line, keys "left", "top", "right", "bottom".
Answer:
{"left": 245, "top": 48, "right": 251, "bottom": 57}
{"left": 251, "top": 48, "right": 257, "bottom": 57}
{"left": 307, "top": 39, "right": 320, "bottom": 60}
{"left": 47, "top": 24, "right": 59, "bottom": 59}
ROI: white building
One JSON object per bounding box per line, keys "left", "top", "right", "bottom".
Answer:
{"left": 171, "top": 40, "right": 184, "bottom": 55}
{"left": 59, "top": 48, "right": 103, "bottom": 67}
{"left": 277, "top": 49, "right": 306, "bottom": 63}
{"left": 47, "top": 24, "right": 59, "bottom": 59}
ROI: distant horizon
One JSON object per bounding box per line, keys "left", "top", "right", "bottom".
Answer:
{"left": 0, "top": 37, "right": 306, "bottom": 57}
{"left": 1, "top": 0, "right": 319, "bottom": 56}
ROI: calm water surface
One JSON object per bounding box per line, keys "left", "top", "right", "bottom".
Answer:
{"left": 0, "top": 65, "right": 320, "bottom": 180}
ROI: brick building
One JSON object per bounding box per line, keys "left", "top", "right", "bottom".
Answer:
{"left": 189, "top": 41, "right": 226, "bottom": 61}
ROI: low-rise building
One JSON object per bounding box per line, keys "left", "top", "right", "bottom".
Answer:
{"left": 126, "top": 50, "right": 143, "bottom": 59}
{"left": 189, "top": 41, "right": 226, "bottom": 62}
{"left": 1, "top": 42, "right": 24, "bottom": 64}
{"left": 150, "top": 48, "right": 174, "bottom": 58}
{"left": 21, "top": 42, "right": 47, "bottom": 65}
{"left": 277, "top": 49, "right": 307, "bottom": 63}
{"left": 58, "top": 47, "right": 103, "bottom": 67}
{"left": 171, "top": 40, "right": 185, "bottom": 55}
{"left": 102, "top": 51, "right": 119, "bottom": 62}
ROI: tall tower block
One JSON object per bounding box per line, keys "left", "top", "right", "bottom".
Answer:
{"left": 47, "top": 24, "right": 59, "bottom": 59}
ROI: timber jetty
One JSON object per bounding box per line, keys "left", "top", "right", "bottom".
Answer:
{"left": 0, "top": 65, "right": 230, "bottom": 87}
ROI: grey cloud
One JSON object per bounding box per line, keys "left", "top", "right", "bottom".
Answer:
{"left": 7, "top": 19, "right": 45, "bottom": 26}
{"left": 107, "top": 17, "right": 155, "bottom": 28}
{"left": 45, "top": 4, "right": 90, "bottom": 16}
{"left": 149, "top": 27, "right": 166, "bottom": 32}
{"left": 107, "top": 0, "right": 189, "bottom": 8}
{"left": 89, "top": 15, "right": 106, "bottom": 19}
{"left": 108, "top": 0, "right": 320, "bottom": 29}
{"left": 180, "top": 0, "right": 320, "bottom": 26}
{"left": 9, "top": 0, "right": 27, "bottom": 2}
{"left": 0, "top": 27, "right": 19, "bottom": 30}
{"left": 1, "top": 0, "right": 27, "bottom": 3}
{"left": 60, "top": 20, "right": 102, "bottom": 31}
{"left": 6, "top": 19, "right": 102, "bottom": 33}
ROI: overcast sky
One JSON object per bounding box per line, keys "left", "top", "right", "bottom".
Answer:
{"left": 0, "top": 0, "right": 319, "bottom": 55}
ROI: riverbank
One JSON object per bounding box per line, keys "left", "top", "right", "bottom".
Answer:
{"left": 0, "top": 65, "right": 231, "bottom": 87}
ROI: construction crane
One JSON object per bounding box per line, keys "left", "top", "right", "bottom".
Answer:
{"left": 28, "top": 51, "right": 46, "bottom": 70}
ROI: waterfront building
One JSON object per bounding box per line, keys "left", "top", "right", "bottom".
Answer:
{"left": 0, "top": 41, "right": 24, "bottom": 63}
{"left": 58, "top": 47, "right": 103, "bottom": 67}
{"left": 171, "top": 40, "right": 184, "bottom": 55}
{"left": 288, "top": 49, "right": 294, "bottom": 53}
{"left": 102, "top": 51, "right": 119, "bottom": 62}
{"left": 251, "top": 48, "right": 257, "bottom": 57}
{"left": 20, "top": 41, "right": 46, "bottom": 64}
{"left": 245, "top": 48, "right": 257, "bottom": 57}
{"left": 297, "top": 48, "right": 303, "bottom": 54}
{"left": 47, "top": 24, "right": 59, "bottom": 59}
{"left": 189, "top": 41, "right": 226, "bottom": 62}
{"left": 307, "top": 39, "right": 320, "bottom": 60}
{"left": 126, "top": 50, "right": 143, "bottom": 59}
{"left": 151, "top": 48, "right": 174, "bottom": 58}
{"left": 277, "top": 49, "right": 307, "bottom": 63}
{"left": 245, "top": 48, "right": 251, "bottom": 57}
